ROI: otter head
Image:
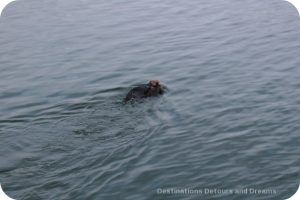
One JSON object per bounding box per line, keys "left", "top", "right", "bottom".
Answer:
{"left": 148, "top": 80, "right": 160, "bottom": 89}
{"left": 145, "top": 80, "right": 162, "bottom": 96}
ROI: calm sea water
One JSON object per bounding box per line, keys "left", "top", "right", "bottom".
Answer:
{"left": 1, "top": 0, "right": 300, "bottom": 199}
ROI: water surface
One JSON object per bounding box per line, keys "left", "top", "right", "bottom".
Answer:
{"left": 1, "top": 0, "right": 300, "bottom": 199}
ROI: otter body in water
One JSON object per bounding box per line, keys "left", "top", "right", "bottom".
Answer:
{"left": 124, "top": 80, "right": 164, "bottom": 102}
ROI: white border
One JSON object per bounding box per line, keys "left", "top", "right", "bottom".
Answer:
{"left": 285, "top": 0, "right": 300, "bottom": 15}
{"left": 0, "top": 0, "right": 16, "bottom": 17}
{"left": 0, "top": 184, "right": 15, "bottom": 200}
{"left": 0, "top": 0, "right": 299, "bottom": 200}
{"left": 285, "top": 184, "right": 300, "bottom": 200}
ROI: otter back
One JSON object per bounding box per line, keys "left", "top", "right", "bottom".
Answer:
{"left": 124, "top": 85, "right": 148, "bottom": 102}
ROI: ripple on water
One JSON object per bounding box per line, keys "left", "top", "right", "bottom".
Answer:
{"left": 1, "top": 0, "right": 300, "bottom": 199}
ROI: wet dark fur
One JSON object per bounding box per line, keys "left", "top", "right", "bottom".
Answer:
{"left": 124, "top": 81, "right": 164, "bottom": 103}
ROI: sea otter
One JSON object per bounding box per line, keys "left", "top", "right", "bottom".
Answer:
{"left": 124, "top": 80, "right": 164, "bottom": 102}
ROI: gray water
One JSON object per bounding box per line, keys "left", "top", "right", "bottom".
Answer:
{"left": 1, "top": 0, "right": 300, "bottom": 199}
